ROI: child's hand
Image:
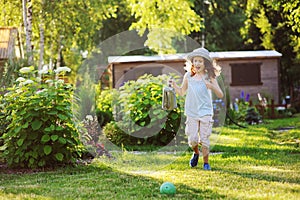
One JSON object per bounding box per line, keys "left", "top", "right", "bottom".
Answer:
{"left": 204, "top": 79, "right": 214, "bottom": 89}
{"left": 168, "top": 79, "right": 174, "bottom": 87}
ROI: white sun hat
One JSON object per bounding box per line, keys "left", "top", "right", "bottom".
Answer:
{"left": 186, "top": 47, "right": 212, "bottom": 63}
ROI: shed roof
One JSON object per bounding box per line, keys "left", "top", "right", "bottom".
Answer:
{"left": 0, "top": 27, "right": 21, "bottom": 60}
{"left": 108, "top": 50, "right": 282, "bottom": 64}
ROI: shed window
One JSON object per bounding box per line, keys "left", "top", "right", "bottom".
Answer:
{"left": 230, "top": 63, "right": 262, "bottom": 86}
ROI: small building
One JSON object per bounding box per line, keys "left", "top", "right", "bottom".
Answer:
{"left": 0, "top": 27, "right": 23, "bottom": 77}
{"left": 107, "top": 50, "right": 282, "bottom": 103}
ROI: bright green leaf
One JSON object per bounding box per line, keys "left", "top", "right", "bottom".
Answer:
{"left": 58, "top": 137, "right": 67, "bottom": 144}
{"left": 22, "top": 122, "right": 29, "bottom": 128}
{"left": 170, "top": 113, "right": 178, "bottom": 120}
{"left": 51, "top": 135, "right": 59, "bottom": 141}
{"left": 38, "top": 160, "right": 45, "bottom": 167}
{"left": 55, "top": 153, "right": 64, "bottom": 161}
{"left": 58, "top": 114, "right": 67, "bottom": 120}
{"left": 44, "top": 145, "right": 52, "bottom": 155}
{"left": 14, "top": 126, "right": 21, "bottom": 134}
{"left": 29, "top": 158, "right": 35, "bottom": 165}
{"left": 140, "top": 121, "right": 146, "bottom": 126}
{"left": 48, "top": 110, "right": 58, "bottom": 115}
{"left": 31, "top": 120, "right": 42, "bottom": 130}
{"left": 41, "top": 135, "right": 51, "bottom": 143}
{"left": 17, "top": 138, "right": 24, "bottom": 146}
{"left": 56, "top": 126, "right": 64, "bottom": 131}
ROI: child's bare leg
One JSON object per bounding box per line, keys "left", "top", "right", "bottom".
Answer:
{"left": 202, "top": 146, "right": 209, "bottom": 163}
{"left": 193, "top": 146, "right": 200, "bottom": 154}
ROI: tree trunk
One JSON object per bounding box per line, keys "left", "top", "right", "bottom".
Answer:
{"left": 22, "top": 0, "right": 33, "bottom": 65}
{"left": 38, "top": 0, "right": 45, "bottom": 71}
{"left": 57, "top": 35, "right": 63, "bottom": 68}
{"left": 39, "top": 23, "right": 44, "bottom": 71}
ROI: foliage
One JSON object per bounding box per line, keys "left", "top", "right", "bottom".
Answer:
{"left": 111, "top": 0, "right": 202, "bottom": 54}
{"left": 245, "top": 107, "right": 261, "bottom": 125}
{"left": 103, "top": 121, "right": 136, "bottom": 146}
{"left": 97, "top": 89, "right": 119, "bottom": 116}
{"left": 96, "top": 88, "right": 119, "bottom": 127}
{"left": 95, "top": 109, "right": 113, "bottom": 128}
{"left": 241, "top": 0, "right": 300, "bottom": 99}
{"left": 0, "top": 95, "right": 7, "bottom": 147}
{"left": 226, "top": 90, "right": 261, "bottom": 125}
{"left": 100, "top": 74, "right": 185, "bottom": 146}
{"left": 73, "top": 69, "right": 97, "bottom": 122}
{"left": 1, "top": 67, "right": 82, "bottom": 168}
{"left": 0, "top": 0, "right": 204, "bottom": 76}
{"left": 0, "top": 59, "right": 29, "bottom": 89}
{"left": 191, "top": 0, "right": 247, "bottom": 51}
{"left": 0, "top": 0, "right": 118, "bottom": 79}
{"left": 226, "top": 98, "right": 250, "bottom": 124}
{"left": 80, "top": 115, "right": 112, "bottom": 158}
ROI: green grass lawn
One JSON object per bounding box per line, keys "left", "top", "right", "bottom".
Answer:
{"left": 1, "top": 116, "right": 299, "bottom": 199}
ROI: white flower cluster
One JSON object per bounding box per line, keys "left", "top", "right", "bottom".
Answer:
{"left": 85, "top": 115, "right": 93, "bottom": 121}
{"left": 19, "top": 79, "right": 34, "bottom": 86}
{"left": 38, "top": 65, "right": 49, "bottom": 75}
{"left": 54, "top": 66, "right": 71, "bottom": 74}
{"left": 19, "top": 66, "right": 34, "bottom": 74}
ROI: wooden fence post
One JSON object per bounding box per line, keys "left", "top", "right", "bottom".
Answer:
{"left": 270, "top": 99, "right": 275, "bottom": 119}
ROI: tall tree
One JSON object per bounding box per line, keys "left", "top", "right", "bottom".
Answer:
{"left": 241, "top": 0, "right": 300, "bottom": 104}
{"left": 22, "top": 0, "right": 34, "bottom": 65}
{"left": 190, "top": 0, "right": 247, "bottom": 51}
{"left": 0, "top": 0, "right": 118, "bottom": 72}
{"left": 125, "top": 0, "right": 202, "bottom": 54}
{"left": 38, "top": 0, "right": 45, "bottom": 70}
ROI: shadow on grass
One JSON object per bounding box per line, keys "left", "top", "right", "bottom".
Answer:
{"left": 212, "top": 144, "right": 300, "bottom": 184}
{"left": 0, "top": 164, "right": 228, "bottom": 199}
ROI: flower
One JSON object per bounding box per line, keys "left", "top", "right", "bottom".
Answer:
{"left": 19, "top": 79, "right": 34, "bottom": 86}
{"left": 54, "top": 66, "right": 71, "bottom": 74}
{"left": 45, "top": 79, "right": 53, "bottom": 84}
{"left": 36, "top": 77, "right": 42, "bottom": 82}
{"left": 36, "top": 89, "right": 48, "bottom": 94}
{"left": 38, "top": 69, "right": 48, "bottom": 75}
{"left": 86, "top": 115, "right": 93, "bottom": 121}
{"left": 246, "top": 93, "right": 250, "bottom": 102}
{"left": 57, "top": 79, "right": 64, "bottom": 84}
{"left": 19, "top": 66, "right": 34, "bottom": 74}
{"left": 16, "top": 77, "right": 26, "bottom": 82}
{"left": 240, "top": 90, "right": 245, "bottom": 100}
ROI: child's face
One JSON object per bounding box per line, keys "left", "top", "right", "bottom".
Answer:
{"left": 192, "top": 56, "right": 205, "bottom": 73}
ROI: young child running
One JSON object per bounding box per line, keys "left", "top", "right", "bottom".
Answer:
{"left": 169, "top": 47, "right": 223, "bottom": 170}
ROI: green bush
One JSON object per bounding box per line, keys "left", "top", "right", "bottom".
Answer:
{"left": 101, "top": 74, "right": 186, "bottom": 146}
{"left": 1, "top": 66, "right": 82, "bottom": 168}
{"left": 103, "top": 121, "right": 138, "bottom": 145}
{"left": 96, "top": 89, "right": 118, "bottom": 127}
{"left": 0, "top": 95, "right": 8, "bottom": 147}
{"left": 96, "top": 109, "right": 113, "bottom": 127}
{"left": 0, "top": 59, "right": 28, "bottom": 88}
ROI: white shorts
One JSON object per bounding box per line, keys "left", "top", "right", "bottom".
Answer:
{"left": 185, "top": 115, "right": 214, "bottom": 148}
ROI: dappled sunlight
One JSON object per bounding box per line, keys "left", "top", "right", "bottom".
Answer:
{"left": 94, "top": 151, "right": 188, "bottom": 173}
{"left": 247, "top": 165, "right": 295, "bottom": 173}
{"left": 215, "top": 135, "right": 242, "bottom": 144}
{"left": 0, "top": 192, "right": 51, "bottom": 200}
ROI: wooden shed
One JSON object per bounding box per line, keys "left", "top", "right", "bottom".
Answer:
{"left": 107, "top": 50, "right": 282, "bottom": 103}
{"left": 0, "top": 27, "right": 23, "bottom": 77}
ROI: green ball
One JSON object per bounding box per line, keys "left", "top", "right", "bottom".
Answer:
{"left": 160, "top": 182, "right": 176, "bottom": 195}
